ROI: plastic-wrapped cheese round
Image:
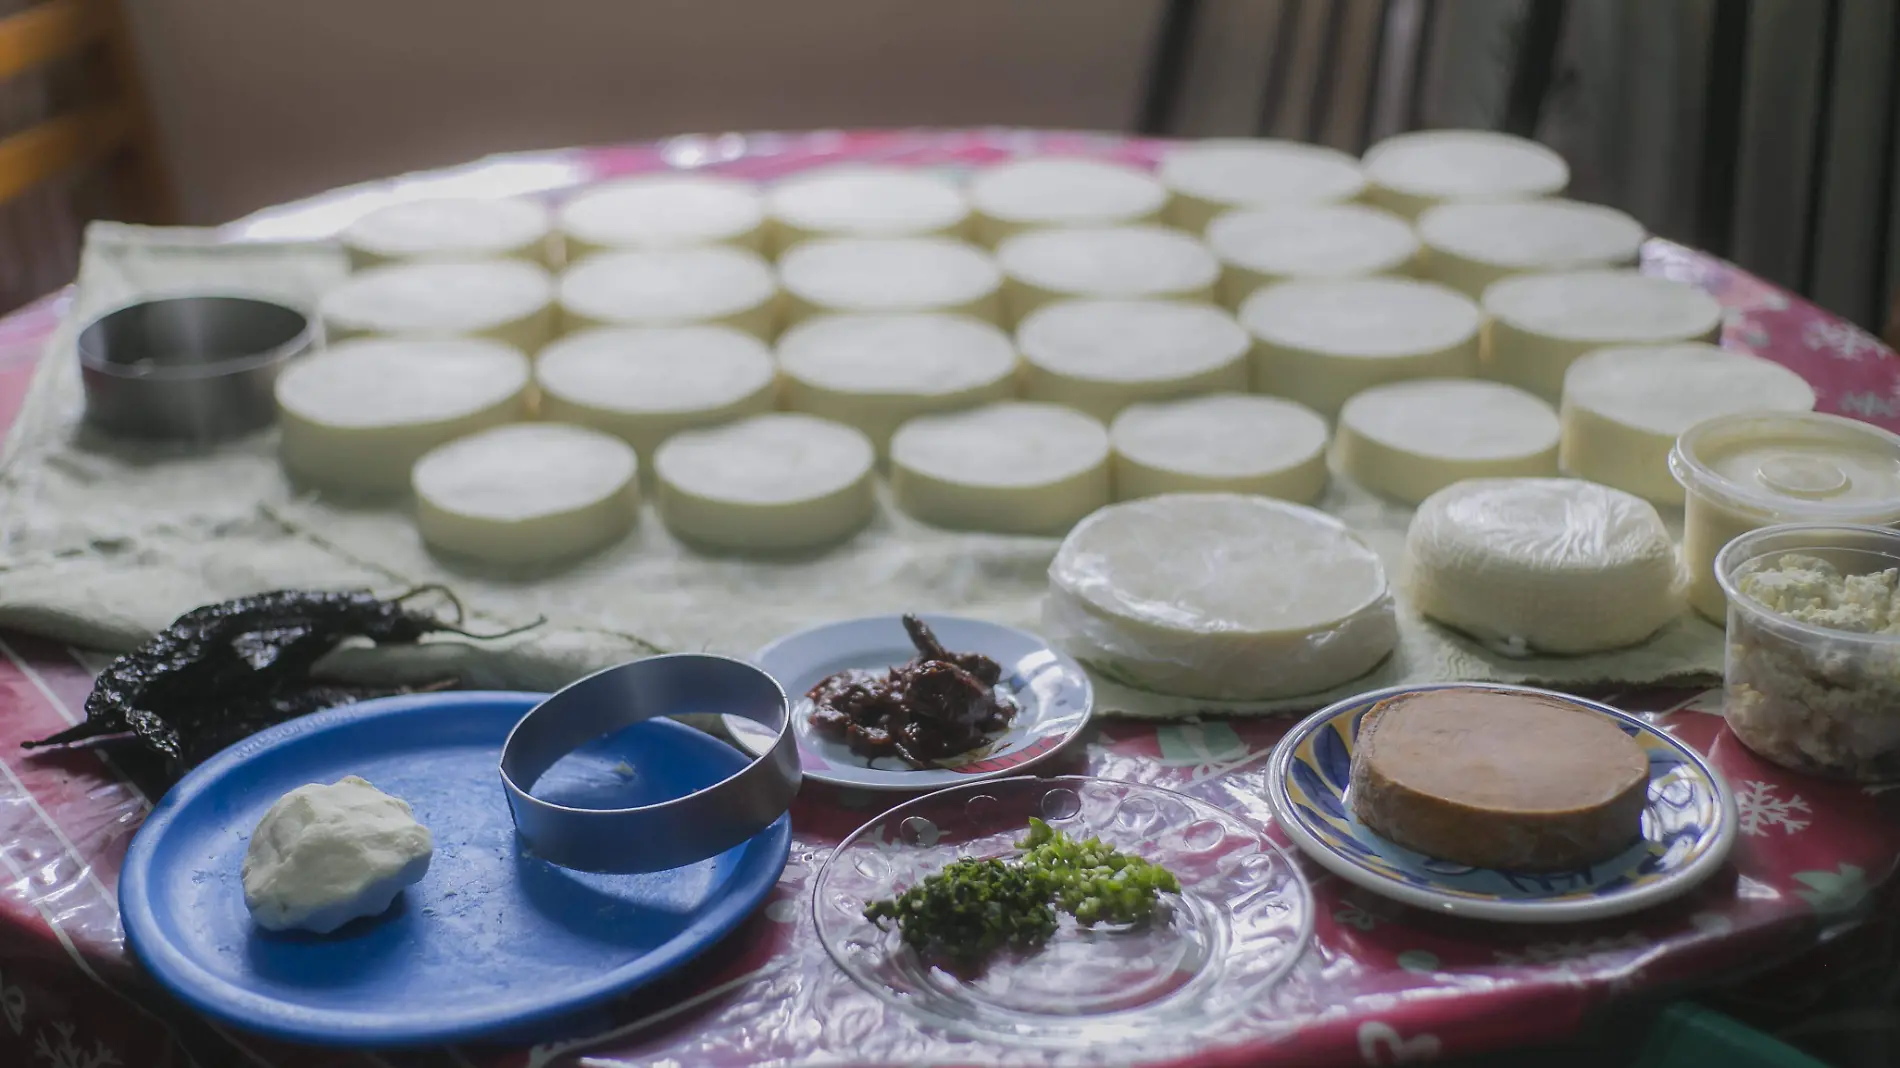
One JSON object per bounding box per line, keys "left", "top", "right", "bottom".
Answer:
{"left": 1336, "top": 379, "right": 1560, "bottom": 504}
{"left": 535, "top": 325, "right": 778, "bottom": 459}
{"left": 654, "top": 413, "right": 875, "bottom": 552}
{"left": 1044, "top": 493, "right": 1396, "bottom": 700}
{"left": 776, "top": 313, "right": 1019, "bottom": 450}
{"left": 1417, "top": 198, "right": 1644, "bottom": 297}
{"left": 778, "top": 237, "right": 1002, "bottom": 325}
{"left": 1362, "top": 129, "right": 1569, "bottom": 218}
{"left": 967, "top": 158, "right": 1169, "bottom": 245}
{"left": 1404, "top": 478, "right": 1684, "bottom": 655}
{"left": 340, "top": 197, "right": 553, "bottom": 269}
{"left": 1110, "top": 393, "right": 1328, "bottom": 503}
{"left": 1159, "top": 139, "right": 1367, "bottom": 232}
{"left": 1016, "top": 299, "right": 1248, "bottom": 420}
{"left": 1206, "top": 203, "right": 1419, "bottom": 309}
{"left": 412, "top": 423, "right": 639, "bottom": 564}
{"left": 1483, "top": 269, "right": 1724, "bottom": 400}
{"left": 1238, "top": 277, "right": 1480, "bottom": 416}
{"left": 275, "top": 337, "right": 531, "bottom": 495}
{"left": 766, "top": 165, "right": 970, "bottom": 251}
{"left": 558, "top": 246, "right": 779, "bottom": 339}
{"left": 320, "top": 260, "right": 556, "bottom": 353}
{"left": 995, "top": 225, "right": 1219, "bottom": 323}
{"left": 557, "top": 174, "right": 766, "bottom": 257}
{"left": 889, "top": 402, "right": 1110, "bottom": 535}
{"left": 1561, "top": 342, "right": 1816, "bottom": 505}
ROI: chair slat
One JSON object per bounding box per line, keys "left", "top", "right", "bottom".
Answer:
{"left": 0, "top": 0, "right": 104, "bottom": 83}
{"left": 0, "top": 104, "right": 127, "bottom": 206}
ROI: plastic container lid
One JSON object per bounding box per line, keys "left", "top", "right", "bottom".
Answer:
{"left": 1669, "top": 411, "right": 1900, "bottom": 522}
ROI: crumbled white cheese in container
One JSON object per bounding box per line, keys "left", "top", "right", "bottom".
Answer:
{"left": 1721, "top": 543, "right": 1900, "bottom": 782}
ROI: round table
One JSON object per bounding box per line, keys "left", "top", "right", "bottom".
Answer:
{"left": 0, "top": 129, "right": 1897, "bottom": 1068}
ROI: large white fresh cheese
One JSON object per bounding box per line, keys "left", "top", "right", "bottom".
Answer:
{"left": 1362, "top": 129, "right": 1569, "bottom": 218}
{"left": 1336, "top": 379, "right": 1560, "bottom": 503}
{"left": 412, "top": 423, "right": 639, "bottom": 564}
{"left": 1110, "top": 392, "right": 1329, "bottom": 503}
{"left": 242, "top": 776, "right": 433, "bottom": 934}
{"left": 766, "top": 165, "right": 970, "bottom": 251}
{"left": 1015, "top": 299, "right": 1249, "bottom": 419}
{"left": 994, "top": 225, "right": 1219, "bottom": 323}
{"left": 320, "top": 260, "right": 556, "bottom": 353}
{"left": 1206, "top": 203, "right": 1419, "bottom": 309}
{"left": 1483, "top": 269, "right": 1725, "bottom": 400}
{"left": 1560, "top": 342, "right": 1816, "bottom": 505}
{"left": 275, "top": 337, "right": 531, "bottom": 495}
{"left": 967, "top": 158, "right": 1170, "bottom": 244}
{"left": 654, "top": 413, "right": 876, "bottom": 552}
{"left": 558, "top": 246, "right": 779, "bottom": 339}
{"left": 1044, "top": 493, "right": 1396, "bottom": 700}
{"left": 1404, "top": 478, "right": 1684, "bottom": 655}
{"left": 536, "top": 325, "right": 778, "bottom": 459}
{"left": 1158, "top": 139, "right": 1367, "bottom": 232}
{"left": 1417, "top": 198, "right": 1645, "bottom": 296}
{"left": 889, "top": 401, "right": 1110, "bottom": 535}
{"left": 776, "top": 313, "right": 1019, "bottom": 450}
{"left": 340, "top": 197, "right": 554, "bottom": 269}
{"left": 777, "top": 237, "right": 1002, "bottom": 324}
{"left": 1237, "top": 277, "right": 1480, "bottom": 416}
{"left": 557, "top": 174, "right": 766, "bottom": 257}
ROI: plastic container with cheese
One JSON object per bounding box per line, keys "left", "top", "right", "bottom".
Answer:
{"left": 1670, "top": 412, "right": 1900, "bottom": 622}
{"left": 1716, "top": 522, "right": 1900, "bottom": 781}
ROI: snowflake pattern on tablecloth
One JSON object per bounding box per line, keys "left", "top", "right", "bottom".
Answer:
{"left": 32, "top": 1022, "right": 119, "bottom": 1068}
{"left": 1737, "top": 780, "right": 1812, "bottom": 836}
{"left": 1493, "top": 932, "right": 1650, "bottom": 973}
{"left": 1839, "top": 391, "right": 1899, "bottom": 420}
{"left": 1333, "top": 902, "right": 1378, "bottom": 931}
{"left": 1356, "top": 1021, "right": 1442, "bottom": 1065}
{"left": 1804, "top": 319, "right": 1889, "bottom": 362}
{"left": 1792, "top": 863, "right": 1871, "bottom": 915}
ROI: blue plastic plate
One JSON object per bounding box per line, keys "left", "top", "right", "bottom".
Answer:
{"left": 119, "top": 691, "right": 792, "bottom": 1047}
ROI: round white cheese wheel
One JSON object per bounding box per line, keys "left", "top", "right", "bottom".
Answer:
{"left": 320, "top": 260, "right": 556, "bottom": 353}
{"left": 275, "top": 337, "right": 531, "bottom": 495}
{"left": 889, "top": 401, "right": 1110, "bottom": 535}
{"left": 1159, "top": 139, "right": 1367, "bottom": 232}
{"left": 1336, "top": 379, "right": 1560, "bottom": 503}
{"left": 1483, "top": 269, "right": 1725, "bottom": 401}
{"left": 1237, "top": 277, "right": 1480, "bottom": 416}
{"left": 341, "top": 198, "right": 553, "bottom": 269}
{"left": 1561, "top": 342, "right": 1817, "bottom": 505}
{"left": 1015, "top": 299, "right": 1249, "bottom": 419}
{"left": 557, "top": 246, "right": 779, "bottom": 339}
{"left": 1110, "top": 393, "right": 1329, "bottom": 503}
{"left": 557, "top": 174, "right": 766, "bottom": 257}
{"left": 1206, "top": 203, "right": 1420, "bottom": 309}
{"left": 1044, "top": 493, "right": 1396, "bottom": 700}
{"left": 412, "top": 423, "right": 639, "bottom": 564}
{"left": 967, "top": 158, "right": 1170, "bottom": 245}
{"left": 995, "top": 225, "right": 1220, "bottom": 323}
{"left": 1405, "top": 478, "right": 1684, "bottom": 655}
{"left": 766, "top": 165, "right": 970, "bottom": 251}
{"left": 654, "top": 413, "right": 875, "bottom": 552}
{"left": 777, "top": 236, "right": 1002, "bottom": 324}
{"left": 1362, "top": 129, "right": 1569, "bottom": 218}
{"left": 535, "top": 325, "right": 778, "bottom": 459}
{"left": 776, "top": 313, "right": 1019, "bottom": 450}
{"left": 1417, "top": 198, "right": 1645, "bottom": 296}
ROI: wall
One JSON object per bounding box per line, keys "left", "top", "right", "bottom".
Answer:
{"left": 123, "top": 0, "right": 1164, "bottom": 224}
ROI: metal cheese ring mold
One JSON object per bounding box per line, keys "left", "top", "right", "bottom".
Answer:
{"left": 499, "top": 654, "right": 800, "bottom": 873}
{"left": 78, "top": 294, "right": 316, "bottom": 443}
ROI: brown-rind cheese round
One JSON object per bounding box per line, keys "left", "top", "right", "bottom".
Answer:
{"left": 1348, "top": 687, "right": 1648, "bottom": 871}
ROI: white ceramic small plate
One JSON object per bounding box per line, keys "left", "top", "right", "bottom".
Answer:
{"left": 723, "top": 614, "right": 1092, "bottom": 791}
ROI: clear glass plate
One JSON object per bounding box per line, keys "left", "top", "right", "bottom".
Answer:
{"left": 812, "top": 775, "right": 1312, "bottom": 1049}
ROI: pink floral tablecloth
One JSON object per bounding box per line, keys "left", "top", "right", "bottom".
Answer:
{"left": 2, "top": 129, "right": 1898, "bottom": 1068}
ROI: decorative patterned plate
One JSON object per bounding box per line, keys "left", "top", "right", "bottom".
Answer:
{"left": 723, "top": 614, "right": 1092, "bottom": 791}
{"left": 1265, "top": 683, "right": 1738, "bottom": 924}
{"left": 812, "top": 775, "right": 1312, "bottom": 1050}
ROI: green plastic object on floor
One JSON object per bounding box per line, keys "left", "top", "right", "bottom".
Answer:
{"left": 1633, "top": 1004, "right": 1831, "bottom": 1068}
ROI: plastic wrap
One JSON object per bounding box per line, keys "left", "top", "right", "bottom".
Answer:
{"left": 1402, "top": 478, "right": 1683, "bottom": 656}
{"left": 1043, "top": 493, "right": 1397, "bottom": 700}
